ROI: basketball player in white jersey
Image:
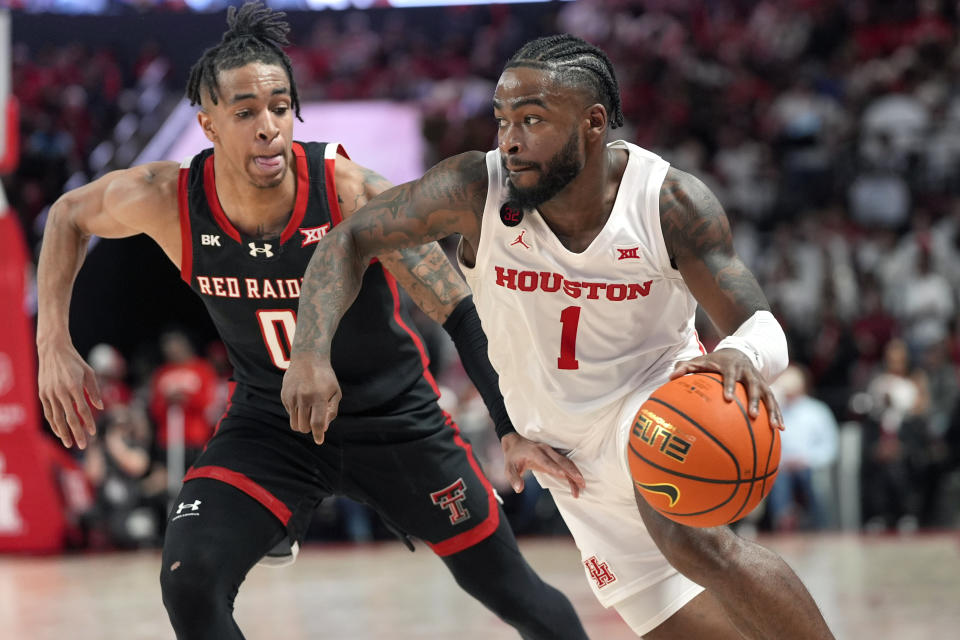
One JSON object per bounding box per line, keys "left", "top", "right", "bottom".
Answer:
{"left": 283, "top": 35, "right": 834, "bottom": 639}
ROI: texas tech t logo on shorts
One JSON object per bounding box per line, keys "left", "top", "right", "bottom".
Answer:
{"left": 584, "top": 555, "right": 617, "bottom": 589}
{"left": 430, "top": 478, "right": 471, "bottom": 525}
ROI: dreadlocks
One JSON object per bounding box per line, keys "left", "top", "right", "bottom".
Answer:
{"left": 185, "top": 1, "right": 302, "bottom": 121}
{"left": 505, "top": 34, "right": 624, "bottom": 130}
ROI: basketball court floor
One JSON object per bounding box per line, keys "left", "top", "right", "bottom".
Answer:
{"left": 2, "top": 533, "right": 958, "bottom": 639}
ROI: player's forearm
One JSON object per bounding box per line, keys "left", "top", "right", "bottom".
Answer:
{"left": 442, "top": 296, "right": 516, "bottom": 440}
{"left": 380, "top": 243, "right": 471, "bottom": 325}
{"left": 36, "top": 198, "right": 91, "bottom": 350}
{"left": 292, "top": 228, "right": 370, "bottom": 359}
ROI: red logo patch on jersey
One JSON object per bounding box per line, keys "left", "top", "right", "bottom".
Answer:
{"left": 299, "top": 224, "right": 331, "bottom": 247}
{"left": 584, "top": 556, "right": 617, "bottom": 588}
{"left": 510, "top": 230, "right": 530, "bottom": 249}
{"left": 616, "top": 247, "right": 641, "bottom": 261}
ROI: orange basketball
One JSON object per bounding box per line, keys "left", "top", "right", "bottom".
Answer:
{"left": 627, "top": 373, "right": 780, "bottom": 528}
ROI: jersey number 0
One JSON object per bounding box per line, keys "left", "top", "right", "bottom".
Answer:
{"left": 257, "top": 309, "right": 297, "bottom": 370}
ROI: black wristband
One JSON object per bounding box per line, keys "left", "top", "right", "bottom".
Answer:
{"left": 442, "top": 296, "right": 517, "bottom": 440}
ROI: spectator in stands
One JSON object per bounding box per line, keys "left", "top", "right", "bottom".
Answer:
{"left": 87, "top": 343, "right": 131, "bottom": 413}
{"left": 860, "top": 338, "right": 929, "bottom": 533}
{"left": 148, "top": 330, "right": 218, "bottom": 468}
{"left": 82, "top": 403, "right": 158, "bottom": 549}
{"left": 768, "top": 365, "right": 840, "bottom": 531}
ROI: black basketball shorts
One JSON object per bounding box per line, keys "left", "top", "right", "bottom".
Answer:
{"left": 182, "top": 380, "right": 500, "bottom": 556}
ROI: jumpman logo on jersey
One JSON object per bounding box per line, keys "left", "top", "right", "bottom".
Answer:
{"left": 510, "top": 230, "right": 530, "bottom": 249}
{"left": 249, "top": 242, "right": 274, "bottom": 258}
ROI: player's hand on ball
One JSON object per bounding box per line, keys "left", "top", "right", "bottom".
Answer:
{"left": 281, "top": 353, "right": 341, "bottom": 445}
{"left": 501, "top": 433, "right": 586, "bottom": 499}
{"left": 37, "top": 342, "right": 103, "bottom": 449}
{"left": 670, "top": 349, "right": 783, "bottom": 429}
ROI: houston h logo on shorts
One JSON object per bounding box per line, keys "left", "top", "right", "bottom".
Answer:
{"left": 585, "top": 555, "right": 617, "bottom": 589}
{"left": 430, "top": 478, "right": 471, "bottom": 525}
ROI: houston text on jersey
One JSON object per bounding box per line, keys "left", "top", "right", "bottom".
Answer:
{"left": 494, "top": 266, "right": 653, "bottom": 301}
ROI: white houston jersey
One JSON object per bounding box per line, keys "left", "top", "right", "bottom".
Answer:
{"left": 460, "top": 140, "right": 705, "bottom": 450}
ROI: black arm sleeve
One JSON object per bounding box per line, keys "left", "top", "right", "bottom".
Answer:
{"left": 442, "top": 295, "right": 517, "bottom": 440}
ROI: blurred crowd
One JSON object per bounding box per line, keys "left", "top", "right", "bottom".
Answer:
{"left": 5, "top": 0, "right": 960, "bottom": 548}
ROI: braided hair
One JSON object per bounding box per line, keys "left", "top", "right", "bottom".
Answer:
{"left": 505, "top": 34, "right": 624, "bottom": 130}
{"left": 186, "top": 2, "right": 302, "bottom": 121}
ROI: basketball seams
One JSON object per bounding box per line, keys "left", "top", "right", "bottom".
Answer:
{"left": 628, "top": 372, "right": 781, "bottom": 525}
{"left": 644, "top": 396, "right": 741, "bottom": 480}
{"left": 627, "top": 442, "right": 779, "bottom": 485}
{"left": 695, "top": 373, "right": 759, "bottom": 522}
{"left": 631, "top": 395, "right": 746, "bottom": 518}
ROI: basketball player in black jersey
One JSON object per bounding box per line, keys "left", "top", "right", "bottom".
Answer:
{"left": 35, "top": 5, "right": 587, "bottom": 639}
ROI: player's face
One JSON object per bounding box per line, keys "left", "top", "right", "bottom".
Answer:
{"left": 494, "top": 67, "right": 587, "bottom": 208}
{"left": 200, "top": 62, "right": 294, "bottom": 189}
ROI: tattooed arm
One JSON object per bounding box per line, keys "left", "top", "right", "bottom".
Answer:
{"left": 281, "top": 152, "right": 487, "bottom": 443}
{"left": 659, "top": 167, "right": 769, "bottom": 332}
{"left": 332, "top": 155, "right": 471, "bottom": 324}
{"left": 659, "top": 167, "right": 784, "bottom": 426}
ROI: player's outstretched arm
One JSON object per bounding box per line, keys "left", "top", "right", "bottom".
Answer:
{"left": 37, "top": 162, "right": 179, "bottom": 449}
{"left": 282, "top": 152, "right": 486, "bottom": 445}
{"left": 658, "top": 167, "right": 786, "bottom": 427}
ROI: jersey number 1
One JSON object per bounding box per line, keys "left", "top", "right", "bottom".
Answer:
{"left": 257, "top": 309, "right": 297, "bottom": 370}
{"left": 557, "top": 306, "right": 581, "bottom": 370}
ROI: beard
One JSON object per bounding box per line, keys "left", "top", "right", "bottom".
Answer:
{"left": 505, "top": 129, "right": 583, "bottom": 209}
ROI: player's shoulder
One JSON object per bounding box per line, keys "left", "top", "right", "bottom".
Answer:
{"left": 102, "top": 161, "right": 181, "bottom": 225}
{"left": 658, "top": 166, "right": 718, "bottom": 219}
{"left": 107, "top": 161, "right": 181, "bottom": 206}
{"left": 433, "top": 150, "right": 489, "bottom": 183}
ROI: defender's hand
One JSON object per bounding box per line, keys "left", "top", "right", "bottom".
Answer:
{"left": 281, "top": 353, "right": 341, "bottom": 445}
{"left": 670, "top": 348, "right": 783, "bottom": 429}
{"left": 37, "top": 343, "right": 103, "bottom": 449}
{"left": 502, "top": 432, "right": 586, "bottom": 499}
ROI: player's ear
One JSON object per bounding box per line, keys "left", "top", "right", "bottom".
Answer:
{"left": 584, "top": 104, "right": 607, "bottom": 140}
{"left": 198, "top": 110, "right": 218, "bottom": 144}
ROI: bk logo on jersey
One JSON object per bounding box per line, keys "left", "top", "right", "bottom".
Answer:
{"left": 584, "top": 556, "right": 617, "bottom": 588}
{"left": 201, "top": 234, "right": 221, "bottom": 247}
{"left": 299, "top": 224, "right": 330, "bottom": 247}
{"left": 430, "top": 478, "right": 471, "bottom": 524}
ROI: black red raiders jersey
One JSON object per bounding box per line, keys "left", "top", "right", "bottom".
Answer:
{"left": 177, "top": 141, "right": 431, "bottom": 414}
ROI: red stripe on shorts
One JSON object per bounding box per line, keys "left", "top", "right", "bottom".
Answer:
{"left": 184, "top": 465, "right": 292, "bottom": 525}
{"left": 427, "top": 412, "right": 500, "bottom": 556}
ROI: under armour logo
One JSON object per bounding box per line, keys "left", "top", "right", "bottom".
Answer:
{"left": 249, "top": 242, "right": 274, "bottom": 258}
{"left": 172, "top": 499, "right": 202, "bottom": 521}
{"left": 510, "top": 230, "right": 530, "bottom": 249}
{"left": 430, "top": 478, "right": 471, "bottom": 525}
{"left": 299, "top": 224, "right": 330, "bottom": 247}
{"left": 201, "top": 234, "right": 221, "bottom": 247}
{"left": 584, "top": 556, "right": 617, "bottom": 589}
{"left": 616, "top": 247, "right": 641, "bottom": 261}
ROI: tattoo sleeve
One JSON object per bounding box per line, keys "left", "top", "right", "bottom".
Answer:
{"left": 659, "top": 167, "right": 769, "bottom": 334}
{"left": 292, "top": 152, "right": 487, "bottom": 357}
